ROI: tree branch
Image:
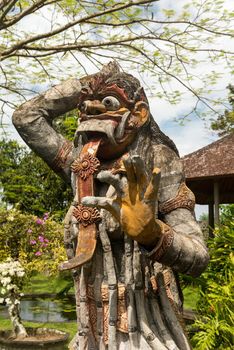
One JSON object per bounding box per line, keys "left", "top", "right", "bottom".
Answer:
{"left": 16, "top": 36, "right": 234, "bottom": 56}
{"left": 84, "top": 18, "right": 234, "bottom": 38}
{"left": 120, "top": 43, "right": 221, "bottom": 115}
{"left": 0, "top": 0, "right": 58, "bottom": 29}
{"left": 0, "top": 0, "right": 156, "bottom": 56}
{"left": 0, "top": 0, "right": 18, "bottom": 23}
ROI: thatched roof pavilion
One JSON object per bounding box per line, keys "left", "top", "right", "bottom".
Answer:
{"left": 182, "top": 133, "right": 234, "bottom": 228}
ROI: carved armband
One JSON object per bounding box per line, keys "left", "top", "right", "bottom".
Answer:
{"left": 146, "top": 221, "right": 174, "bottom": 262}
{"left": 159, "top": 182, "right": 195, "bottom": 215}
{"left": 52, "top": 140, "right": 73, "bottom": 170}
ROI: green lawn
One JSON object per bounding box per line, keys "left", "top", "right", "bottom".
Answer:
{"left": 0, "top": 315, "right": 77, "bottom": 342}
{"left": 23, "top": 273, "right": 74, "bottom": 295}
{"left": 0, "top": 273, "right": 76, "bottom": 342}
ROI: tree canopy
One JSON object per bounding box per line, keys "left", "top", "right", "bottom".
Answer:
{"left": 211, "top": 85, "right": 234, "bottom": 136}
{"left": 0, "top": 139, "right": 72, "bottom": 218}
{"left": 0, "top": 0, "right": 233, "bottom": 125}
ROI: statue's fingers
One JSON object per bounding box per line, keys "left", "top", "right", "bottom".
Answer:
{"left": 144, "top": 168, "right": 161, "bottom": 205}
{"left": 122, "top": 155, "right": 136, "bottom": 183}
{"left": 81, "top": 196, "right": 120, "bottom": 221}
{"left": 122, "top": 155, "right": 137, "bottom": 203}
{"left": 131, "top": 155, "right": 147, "bottom": 198}
{"left": 97, "top": 171, "right": 124, "bottom": 197}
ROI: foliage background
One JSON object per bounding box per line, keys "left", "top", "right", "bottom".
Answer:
{"left": 191, "top": 205, "right": 234, "bottom": 350}
{"left": 0, "top": 110, "right": 78, "bottom": 218}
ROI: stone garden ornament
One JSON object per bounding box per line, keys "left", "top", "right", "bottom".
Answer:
{"left": 13, "top": 62, "right": 209, "bottom": 350}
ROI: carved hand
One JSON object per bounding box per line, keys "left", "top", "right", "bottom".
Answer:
{"left": 82, "top": 155, "right": 163, "bottom": 247}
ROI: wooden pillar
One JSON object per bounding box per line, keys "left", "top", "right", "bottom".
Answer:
{"left": 214, "top": 181, "right": 220, "bottom": 226}
{"left": 208, "top": 203, "right": 214, "bottom": 236}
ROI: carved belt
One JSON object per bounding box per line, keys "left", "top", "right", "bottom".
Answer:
{"left": 60, "top": 140, "right": 101, "bottom": 270}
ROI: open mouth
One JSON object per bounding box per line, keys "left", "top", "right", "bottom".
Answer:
{"left": 74, "top": 111, "right": 131, "bottom": 146}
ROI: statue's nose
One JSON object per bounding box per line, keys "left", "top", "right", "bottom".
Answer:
{"left": 81, "top": 100, "right": 106, "bottom": 115}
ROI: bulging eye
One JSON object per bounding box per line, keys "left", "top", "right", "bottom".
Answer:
{"left": 102, "top": 96, "right": 120, "bottom": 111}
{"left": 80, "top": 101, "right": 87, "bottom": 112}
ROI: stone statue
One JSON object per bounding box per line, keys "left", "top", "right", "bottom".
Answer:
{"left": 13, "top": 62, "right": 209, "bottom": 350}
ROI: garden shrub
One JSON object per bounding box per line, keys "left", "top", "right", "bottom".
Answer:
{"left": 0, "top": 208, "right": 66, "bottom": 276}
{"left": 191, "top": 218, "right": 234, "bottom": 350}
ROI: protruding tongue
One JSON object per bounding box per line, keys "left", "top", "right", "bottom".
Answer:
{"left": 60, "top": 140, "right": 101, "bottom": 270}
{"left": 74, "top": 119, "right": 117, "bottom": 146}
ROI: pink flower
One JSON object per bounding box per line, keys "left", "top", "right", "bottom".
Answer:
{"left": 35, "top": 251, "right": 42, "bottom": 256}
{"left": 35, "top": 218, "right": 44, "bottom": 225}
{"left": 30, "top": 239, "right": 36, "bottom": 245}
{"left": 27, "top": 229, "right": 32, "bottom": 233}
{"left": 43, "top": 213, "right": 49, "bottom": 221}
{"left": 38, "top": 235, "right": 44, "bottom": 243}
{"left": 44, "top": 238, "right": 49, "bottom": 243}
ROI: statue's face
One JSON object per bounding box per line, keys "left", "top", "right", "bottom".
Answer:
{"left": 75, "top": 82, "right": 149, "bottom": 159}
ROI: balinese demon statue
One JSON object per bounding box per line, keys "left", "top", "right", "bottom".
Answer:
{"left": 13, "top": 62, "right": 209, "bottom": 350}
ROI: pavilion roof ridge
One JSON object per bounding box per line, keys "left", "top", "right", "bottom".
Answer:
{"left": 182, "top": 133, "right": 234, "bottom": 160}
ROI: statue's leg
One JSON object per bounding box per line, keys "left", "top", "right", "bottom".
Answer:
{"left": 99, "top": 216, "right": 118, "bottom": 349}
{"left": 133, "top": 243, "right": 168, "bottom": 350}
{"left": 157, "top": 273, "right": 192, "bottom": 350}
{"left": 124, "top": 236, "right": 139, "bottom": 350}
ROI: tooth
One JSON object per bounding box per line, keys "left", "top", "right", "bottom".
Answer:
{"left": 115, "top": 111, "right": 131, "bottom": 139}
{"left": 81, "top": 132, "right": 88, "bottom": 144}
{"left": 106, "top": 124, "right": 117, "bottom": 145}
{"left": 75, "top": 120, "right": 117, "bottom": 145}
{"left": 74, "top": 130, "right": 88, "bottom": 147}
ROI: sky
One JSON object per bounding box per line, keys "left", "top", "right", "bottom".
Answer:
{"left": 2, "top": 0, "right": 233, "bottom": 218}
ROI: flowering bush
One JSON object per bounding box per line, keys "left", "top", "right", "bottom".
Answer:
{"left": 0, "top": 258, "right": 27, "bottom": 338}
{"left": 0, "top": 208, "right": 66, "bottom": 276}
{"left": 27, "top": 212, "right": 50, "bottom": 258}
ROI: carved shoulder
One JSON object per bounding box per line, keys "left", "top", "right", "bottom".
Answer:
{"left": 152, "top": 144, "right": 184, "bottom": 203}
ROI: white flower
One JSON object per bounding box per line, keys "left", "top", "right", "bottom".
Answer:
{"left": 16, "top": 270, "right": 25, "bottom": 277}
{"left": 5, "top": 298, "right": 11, "bottom": 305}
{"left": 1, "top": 277, "right": 11, "bottom": 286}
{"left": 0, "top": 298, "right": 4, "bottom": 304}
{"left": 1, "top": 271, "right": 8, "bottom": 276}
{"left": 6, "top": 284, "right": 16, "bottom": 291}
{"left": 8, "top": 269, "right": 16, "bottom": 276}
{"left": 1, "top": 288, "right": 6, "bottom": 295}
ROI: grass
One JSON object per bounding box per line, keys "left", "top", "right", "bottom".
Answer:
{"left": 0, "top": 315, "right": 77, "bottom": 343}
{"left": 23, "top": 273, "right": 74, "bottom": 295}
{"left": 0, "top": 274, "right": 76, "bottom": 343}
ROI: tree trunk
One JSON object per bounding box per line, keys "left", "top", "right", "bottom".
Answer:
{"left": 8, "top": 293, "right": 27, "bottom": 339}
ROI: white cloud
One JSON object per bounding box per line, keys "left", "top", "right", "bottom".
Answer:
{"left": 149, "top": 93, "right": 197, "bottom": 124}
{"left": 160, "top": 117, "right": 217, "bottom": 156}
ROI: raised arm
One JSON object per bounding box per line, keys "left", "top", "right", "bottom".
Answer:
{"left": 12, "top": 77, "right": 85, "bottom": 183}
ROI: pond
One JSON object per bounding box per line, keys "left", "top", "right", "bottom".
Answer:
{"left": 0, "top": 296, "right": 76, "bottom": 323}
